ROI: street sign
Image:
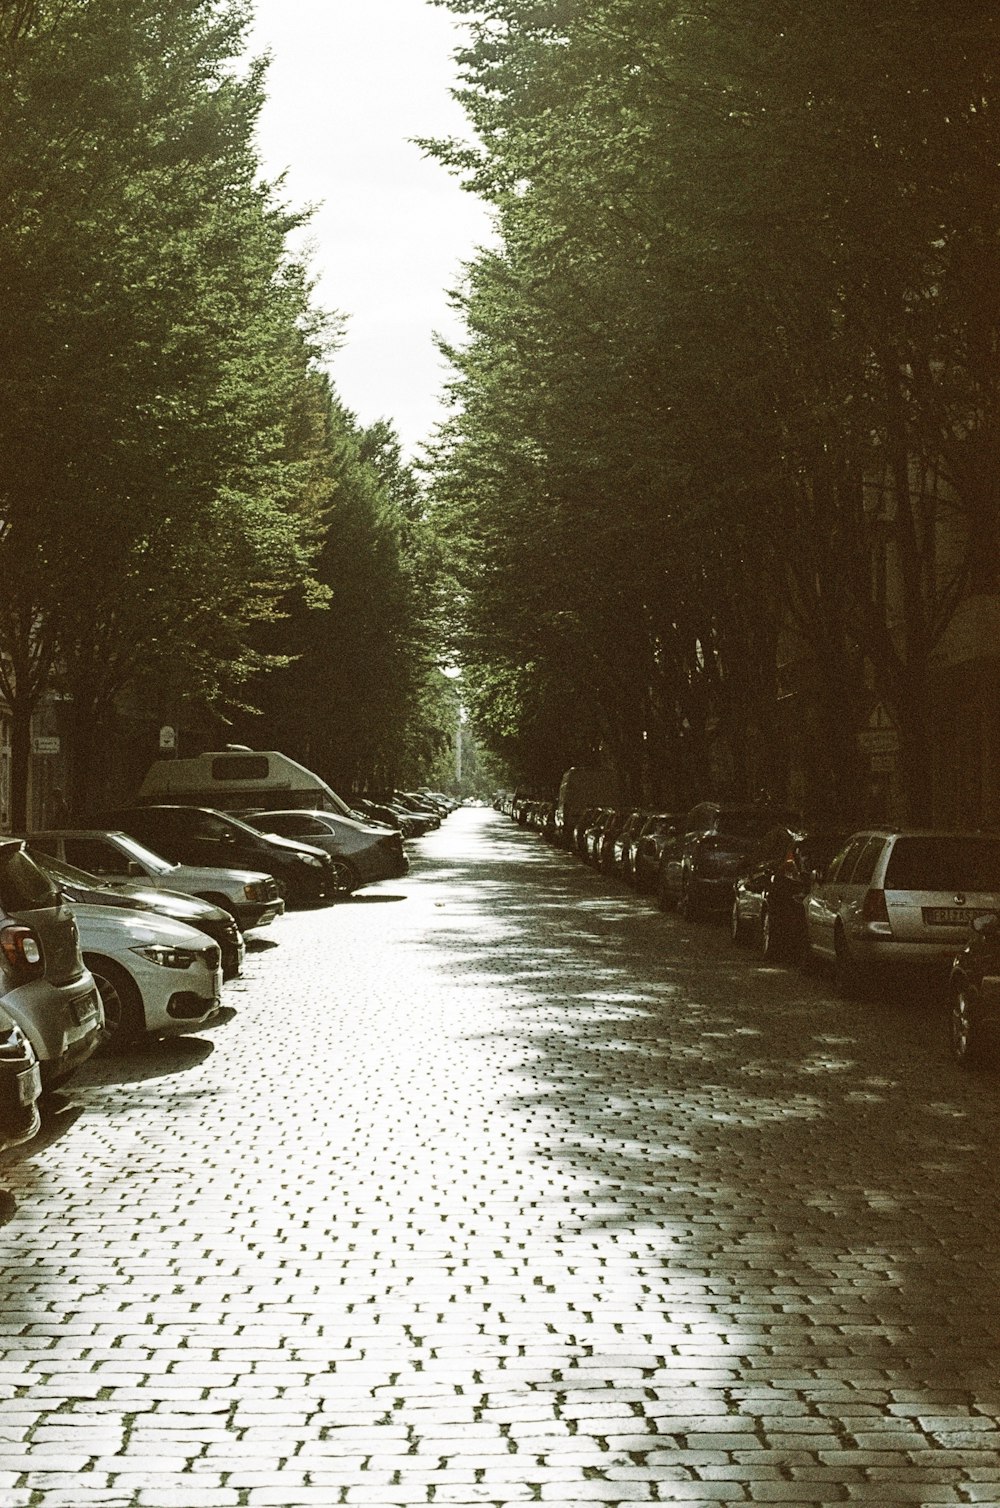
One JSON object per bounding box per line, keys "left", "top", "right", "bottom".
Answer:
{"left": 857, "top": 702, "right": 899, "bottom": 755}
{"left": 858, "top": 729, "right": 900, "bottom": 754}
{"left": 159, "top": 725, "right": 177, "bottom": 752}
{"left": 32, "top": 736, "right": 60, "bottom": 756}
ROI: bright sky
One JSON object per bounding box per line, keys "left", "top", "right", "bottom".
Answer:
{"left": 247, "top": 0, "right": 491, "bottom": 457}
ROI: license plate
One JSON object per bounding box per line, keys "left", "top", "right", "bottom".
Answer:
{"left": 17, "top": 1062, "right": 41, "bottom": 1106}
{"left": 924, "top": 908, "right": 988, "bottom": 926}
{"left": 72, "top": 997, "right": 98, "bottom": 1026}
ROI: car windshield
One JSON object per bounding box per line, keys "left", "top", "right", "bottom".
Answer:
{"left": 26, "top": 850, "right": 104, "bottom": 888}
{"left": 0, "top": 842, "right": 60, "bottom": 911}
{"left": 111, "top": 832, "right": 177, "bottom": 875}
{"left": 884, "top": 836, "right": 1000, "bottom": 892}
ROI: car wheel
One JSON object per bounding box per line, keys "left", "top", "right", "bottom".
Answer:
{"left": 950, "top": 982, "right": 987, "bottom": 1069}
{"left": 329, "top": 859, "right": 358, "bottom": 898}
{"left": 759, "top": 905, "right": 780, "bottom": 960}
{"left": 88, "top": 958, "right": 145, "bottom": 1050}
{"left": 731, "top": 898, "right": 749, "bottom": 946}
{"left": 833, "top": 928, "right": 863, "bottom": 998}
{"left": 680, "top": 885, "right": 706, "bottom": 923}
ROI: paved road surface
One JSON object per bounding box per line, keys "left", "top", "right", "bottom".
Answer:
{"left": 1, "top": 806, "right": 1000, "bottom": 1507}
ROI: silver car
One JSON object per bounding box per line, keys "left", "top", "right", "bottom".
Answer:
{"left": 0, "top": 839, "right": 102, "bottom": 1087}
{"left": 27, "top": 830, "right": 283, "bottom": 933}
{"left": 241, "top": 810, "right": 408, "bottom": 895}
{"left": 805, "top": 829, "right": 1000, "bottom": 995}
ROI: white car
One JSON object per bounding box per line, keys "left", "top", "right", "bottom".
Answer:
{"left": 28, "top": 829, "right": 283, "bottom": 933}
{"left": 73, "top": 903, "right": 223, "bottom": 1049}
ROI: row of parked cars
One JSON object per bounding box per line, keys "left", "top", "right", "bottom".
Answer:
{"left": 0, "top": 785, "right": 458, "bottom": 1157}
{"left": 504, "top": 794, "right": 1000, "bottom": 1070}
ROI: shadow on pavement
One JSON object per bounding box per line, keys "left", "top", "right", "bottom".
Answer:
{"left": 412, "top": 812, "right": 1000, "bottom": 1399}
{"left": 75, "top": 1032, "right": 215, "bottom": 1088}
{"left": 0, "top": 1094, "right": 86, "bottom": 1169}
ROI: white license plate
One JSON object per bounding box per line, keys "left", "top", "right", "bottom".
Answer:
{"left": 924, "top": 908, "right": 987, "bottom": 926}
{"left": 17, "top": 1062, "right": 41, "bottom": 1106}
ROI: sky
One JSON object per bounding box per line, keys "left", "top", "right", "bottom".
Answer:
{"left": 247, "top": 0, "right": 492, "bottom": 457}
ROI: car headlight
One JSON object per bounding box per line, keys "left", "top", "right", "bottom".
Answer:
{"left": 131, "top": 944, "right": 196, "bottom": 969}
{"left": 300, "top": 854, "right": 324, "bottom": 869}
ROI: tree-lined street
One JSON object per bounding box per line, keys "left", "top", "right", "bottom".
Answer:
{"left": 1, "top": 808, "right": 999, "bottom": 1506}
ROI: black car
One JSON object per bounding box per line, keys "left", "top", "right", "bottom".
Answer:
{"left": 731, "top": 825, "right": 849, "bottom": 960}
{"left": 100, "top": 805, "right": 333, "bottom": 907}
{"left": 947, "top": 913, "right": 1000, "bottom": 1068}
{"left": 658, "top": 803, "right": 799, "bottom": 921}
{"left": 632, "top": 813, "right": 684, "bottom": 893}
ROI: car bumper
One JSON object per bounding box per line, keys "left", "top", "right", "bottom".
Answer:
{"left": 139, "top": 961, "right": 223, "bottom": 1037}
{"left": 233, "top": 898, "right": 284, "bottom": 931}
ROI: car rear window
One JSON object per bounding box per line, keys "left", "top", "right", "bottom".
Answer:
{"left": 884, "top": 836, "right": 1000, "bottom": 892}
{"left": 0, "top": 844, "right": 59, "bottom": 912}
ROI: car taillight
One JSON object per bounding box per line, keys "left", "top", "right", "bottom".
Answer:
{"left": 0, "top": 925, "right": 44, "bottom": 979}
{"left": 782, "top": 849, "right": 799, "bottom": 878}
{"left": 861, "top": 888, "right": 892, "bottom": 935}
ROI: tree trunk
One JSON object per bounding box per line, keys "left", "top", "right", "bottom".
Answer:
{"left": 9, "top": 695, "right": 31, "bottom": 831}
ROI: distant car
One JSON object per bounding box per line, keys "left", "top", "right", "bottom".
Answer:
{"left": 391, "top": 792, "right": 441, "bottom": 829}
{"left": 0, "top": 1003, "right": 42, "bottom": 1151}
{"left": 29, "top": 848, "right": 244, "bottom": 981}
{"left": 632, "top": 813, "right": 683, "bottom": 893}
{"left": 97, "top": 805, "right": 333, "bottom": 907}
{"left": 0, "top": 839, "right": 102, "bottom": 1088}
{"left": 72, "top": 903, "right": 223, "bottom": 1050}
{"left": 241, "top": 810, "right": 408, "bottom": 894}
{"left": 610, "top": 810, "right": 646, "bottom": 880}
{"left": 947, "top": 913, "right": 1000, "bottom": 1068}
{"left": 805, "top": 829, "right": 1000, "bottom": 996}
{"left": 28, "top": 829, "right": 282, "bottom": 934}
{"left": 354, "top": 798, "right": 427, "bottom": 837}
{"left": 658, "top": 804, "right": 796, "bottom": 920}
{"left": 731, "top": 826, "right": 850, "bottom": 960}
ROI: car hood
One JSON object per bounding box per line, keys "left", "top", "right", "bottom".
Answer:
{"left": 71, "top": 903, "right": 215, "bottom": 950}
{"left": 113, "top": 883, "right": 227, "bottom": 922}
{"left": 247, "top": 833, "right": 330, "bottom": 862}
{"left": 165, "top": 863, "right": 276, "bottom": 889}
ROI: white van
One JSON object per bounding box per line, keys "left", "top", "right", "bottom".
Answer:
{"left": 137, "top": 749, "right": 345, "bottom": 813}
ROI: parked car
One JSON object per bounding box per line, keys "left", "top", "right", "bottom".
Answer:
{"left": 98, "top": 806, "right": 333, "bottom": 907}
{"left": 581, "top": 808, "right": 613, "bottom": 865}
{"left": 29, "top": 849, "right": 244, "bottom": 981}
{"left": 0, "top": 839, "right": 102, "bottom": 1088}
{"left": 731, "top": 826, "right": 850, "bottom": 960}
{"left": 632, "top": 813, "right": 684, "bottom": 893}
{"left": 71, "top": 903, "right": 223, "bottom": 1050}
{"left": 946, "top": 913, "right": 1000, "bottom": 1068}
{"left": 391, "top": 792, "right": 441, "bottom": 829}
{"left": 241, "top": 809, "right": 408, "bottom": 894}
{"left": 611, "top": 810, "right": 647, "bottom": 881}
{"left": 28, "top": 829, "right": 282, "bottom": 934}
{"left": 595, "top": 809, "right": 630, "bottom": 873}
{"left": 352, "top": 798, "right": 423, "bottom": 838}
{"left": 804, "top": 829, "right": 1000, "bottom": 996}
{"left": 0, "top": 1004, "right": 42, "bottom": 1151}
{"left": 658, "top": 803, "right": 797, "bottom": 920}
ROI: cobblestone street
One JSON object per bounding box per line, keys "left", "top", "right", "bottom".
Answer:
{"left": 2, "top": 806, "right": 1000, "bottom": 1506}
